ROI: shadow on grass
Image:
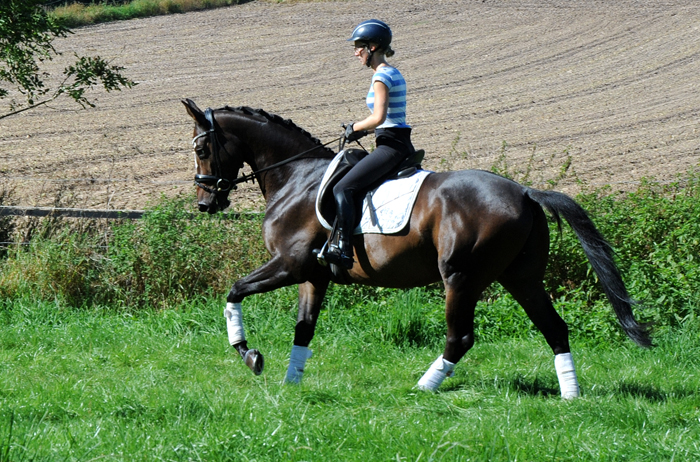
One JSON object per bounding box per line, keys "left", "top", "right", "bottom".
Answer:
{"left": 606, "top": 381, "right": 694, "bottom": 402}
{"left": 440, "top": 373, "right": 559, "bottom": 397}
{"left": 301, "top": 390, "right": 342, "bottom": 405}
{"left": 510, "top": 374, "right": 559, "bottom": 397}
{"left": 440, "top": 376, "right": 696, "bottom": 403}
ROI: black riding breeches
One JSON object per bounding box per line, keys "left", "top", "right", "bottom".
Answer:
{"left": 334, "top": 144, "right": 408, "bottom": 199}
{"left": 332, "top": 129, "right": 414, "bottom": 240}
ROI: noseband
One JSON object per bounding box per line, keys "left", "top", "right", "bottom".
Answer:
{"left": 192, "top": 108, "right": 341, "bottom": 202}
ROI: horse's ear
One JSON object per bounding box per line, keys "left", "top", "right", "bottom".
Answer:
{"left": 182, "top": 99, "right": 208, "bottom": 127}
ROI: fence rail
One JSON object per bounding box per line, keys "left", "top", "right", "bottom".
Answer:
{"left": 2, "top": 177, "right": 191, "bottom": 185}
{"left": 0, "top": 206, "right": 144, "bottom": 219}
{"left": 0, "top": 206, "right": 261, "bottom": 220}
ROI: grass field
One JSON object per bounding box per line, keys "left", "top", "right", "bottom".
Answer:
{"left": 1, "top": 288, "right": 698, "bottom": 461}
{"left": 2, "top": 174, "right": 700, "bottom": 459}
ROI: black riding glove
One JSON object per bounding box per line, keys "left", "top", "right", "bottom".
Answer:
{"left": 344, "top": 123, "right": 368, "bottom": 143}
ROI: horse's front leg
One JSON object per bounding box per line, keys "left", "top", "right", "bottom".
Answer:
{"left": 225, "top": 256, "right": 300, "bottom": 376}
{"left": 285, "top": 279, "right": 329, "bottom": 384}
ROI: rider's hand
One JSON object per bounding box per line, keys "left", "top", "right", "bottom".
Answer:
{"left": 344, "top": 123, "right": 368, "bottom": 143}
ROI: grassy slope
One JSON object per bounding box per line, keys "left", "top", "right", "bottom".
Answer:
{"left": 1, "top": 292, "right": 698, "bottom": 461}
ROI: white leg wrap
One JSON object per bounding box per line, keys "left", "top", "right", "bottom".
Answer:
{"left": 223, "top": 302, "right": 246, "bottom": 346}
{"left": 555, "top": 352, "right": 580, "bottom": 399}
{"left": 285, "top": 345, "right": 313, "bottom": 384}
{"left": 417, "top": 355, "right": 455, "bottom": 392}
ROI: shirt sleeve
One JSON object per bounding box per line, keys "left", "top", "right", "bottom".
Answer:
{"left": 372, "top": 70, "right": 393, "bottom": 90}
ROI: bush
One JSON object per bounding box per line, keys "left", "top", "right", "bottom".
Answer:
{"left": 0, "top": 230, "right": 99, "bottom": 306}
{"left": 102, "top": 196, "right": 267, "bottom": 307}
{"left": 2, "top": 169, "right": 700, "bottom": 344}
{"left": 0, "top": 195, "right": 268, "bottom": 308}
{"left": 51, "top": 0, "right": 244, "bottom": 28}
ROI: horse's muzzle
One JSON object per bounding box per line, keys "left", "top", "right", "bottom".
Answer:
{"left": 198, "top": 194, "right": 230, "bottom": 214}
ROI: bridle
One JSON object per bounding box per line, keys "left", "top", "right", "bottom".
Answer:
{"left": 192, "top": 108, "right": 237, "bottom": 196}
{"left": 192, "top": 108, "right": 341, "bottom": 198}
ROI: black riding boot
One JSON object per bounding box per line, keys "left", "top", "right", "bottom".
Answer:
{"left": 324, "top": 189, "right": 355, "bottom": 270}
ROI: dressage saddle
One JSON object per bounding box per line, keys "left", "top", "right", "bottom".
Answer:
{"left": 316, "top": 148, "right": 425, "bottom": 227}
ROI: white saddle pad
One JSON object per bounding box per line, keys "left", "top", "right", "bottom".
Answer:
{"left": 315, "top": 152, "right": 432, "bottom": 235}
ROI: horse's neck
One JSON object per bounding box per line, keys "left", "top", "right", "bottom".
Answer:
{"left": 223, "top": 111, "right": 333, "bottom": 201}
{"left": 258, "top": 155, "right": 330, "bottom": 204}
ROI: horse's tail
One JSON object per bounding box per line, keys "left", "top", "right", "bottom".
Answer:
{"left": 525, "top": 188, "right": 652, "bottom": 348}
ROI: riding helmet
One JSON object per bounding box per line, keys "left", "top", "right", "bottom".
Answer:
{"left": 347, "top": 19, "right": 392, "bottom": 50}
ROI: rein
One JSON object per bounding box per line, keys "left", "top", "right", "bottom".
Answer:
{"left": 193, "top": 108, "right": 341, "bottom": 194}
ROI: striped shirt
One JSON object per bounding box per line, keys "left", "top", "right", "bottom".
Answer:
{"left": 366, "top": 66, "right": 410, "bottom": 129}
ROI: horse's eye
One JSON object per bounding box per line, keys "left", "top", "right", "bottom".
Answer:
{"left": 195, "top": 147, "right": 209, "bottom": 159}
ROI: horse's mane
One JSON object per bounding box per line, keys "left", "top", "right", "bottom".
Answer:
{"left": 221, "top": 106, "right": 335, "bottom": 157}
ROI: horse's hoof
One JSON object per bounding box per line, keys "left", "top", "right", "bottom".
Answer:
{"left": 244, "top": 349, "right": 264, "bottom": 375}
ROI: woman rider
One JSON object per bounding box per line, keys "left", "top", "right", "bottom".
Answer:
{"left": 324, "top": 19, "right": 416, "bottom": 269}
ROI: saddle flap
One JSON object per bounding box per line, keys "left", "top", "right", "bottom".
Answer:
{"left": 317, "top": 149, "right": 368, "bottom": 225}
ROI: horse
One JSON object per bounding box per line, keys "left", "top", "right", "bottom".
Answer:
{"left": 182, "top": 98, "right": 651, "bottom": 396}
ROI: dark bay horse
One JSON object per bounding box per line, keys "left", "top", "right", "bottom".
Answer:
{"left": 183, "top": 99, "right": 651, "bottom": 396}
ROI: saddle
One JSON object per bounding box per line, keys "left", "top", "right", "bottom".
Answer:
{"left": 316, "top": 148, "right": 425, "bottom": 227}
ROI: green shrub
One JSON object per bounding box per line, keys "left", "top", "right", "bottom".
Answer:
{"left": 0, "top": 195, "right": 267, "bottom": 309}
{"left": 0, "top": 228, "right": 101, "bottom": 306}
{"left": 544, "top": 173, "right": 700, "bottom": 334}
{"left": 2, "top": 169, "right": 700, "bottom": 343}
{"left": 102, "top": 195, "right": 267, "bottom": 307}
{"left": 52, "top": 0, "right": 244, "bottom": 27}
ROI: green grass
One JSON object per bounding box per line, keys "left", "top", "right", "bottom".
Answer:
{"left": 52, "top": 0, "right": 252, "bottom": 28}
{"left": 2, "top": 164, "right": 700, "bottom": 459}
{"left": 1, "top": 291, "right": 699, "bottom": 461}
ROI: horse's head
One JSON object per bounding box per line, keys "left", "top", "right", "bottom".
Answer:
{"left": 182, "top": 98, "right": 245, "bottom": 214}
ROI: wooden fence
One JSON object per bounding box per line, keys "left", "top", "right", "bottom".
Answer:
{"left": 0, "top": 206, "right": 261, "bottom": 220}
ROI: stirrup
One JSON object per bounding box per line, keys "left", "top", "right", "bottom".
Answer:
{"left": 323, "top": 244, "right": 354, "bottom": 270}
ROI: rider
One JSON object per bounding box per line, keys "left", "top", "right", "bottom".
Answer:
{"left": 324, "top": 19, "right": 416, "bottom": 270}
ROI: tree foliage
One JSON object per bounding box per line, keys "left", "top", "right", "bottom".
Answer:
{"left": 0, "top": 0, "right": 136, "bottom": 119}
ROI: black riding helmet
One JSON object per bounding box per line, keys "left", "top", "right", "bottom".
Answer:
{"left": 348, "top": 19, "right": 392, "bottom": 67}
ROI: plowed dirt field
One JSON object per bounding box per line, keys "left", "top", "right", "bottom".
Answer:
{"left": 1, "top": 0, "right": 699, "bottom": 211}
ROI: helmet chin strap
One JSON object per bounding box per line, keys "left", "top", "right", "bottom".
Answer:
{"left": 365, "top": 48, "right": 374, "bottom": 67}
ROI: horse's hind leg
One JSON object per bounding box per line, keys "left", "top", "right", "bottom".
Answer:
{"left": 494, "top": 204, "right": 581, "bottom": 398}
{"left": 418, "top": 278, "right": 479, "bottom": 391}
{"left": 499, "top": 276, "right": 580, "bottom": 399}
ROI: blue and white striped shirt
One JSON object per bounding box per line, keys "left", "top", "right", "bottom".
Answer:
{"left": 366, "top": 66, "right": 410, "bottom": 129}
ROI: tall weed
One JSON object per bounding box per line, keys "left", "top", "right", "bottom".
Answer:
{"left": 0, "top": 229, "right": 100, "bottom": 306}
{"left": 2, "top": 167, "right": 700, "bottom": 342}
{"left": 103, "top": 196, "right": 267, "bottom": 307}
{"left": 574, "top": 174, "right": 700, "bottom": 329}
